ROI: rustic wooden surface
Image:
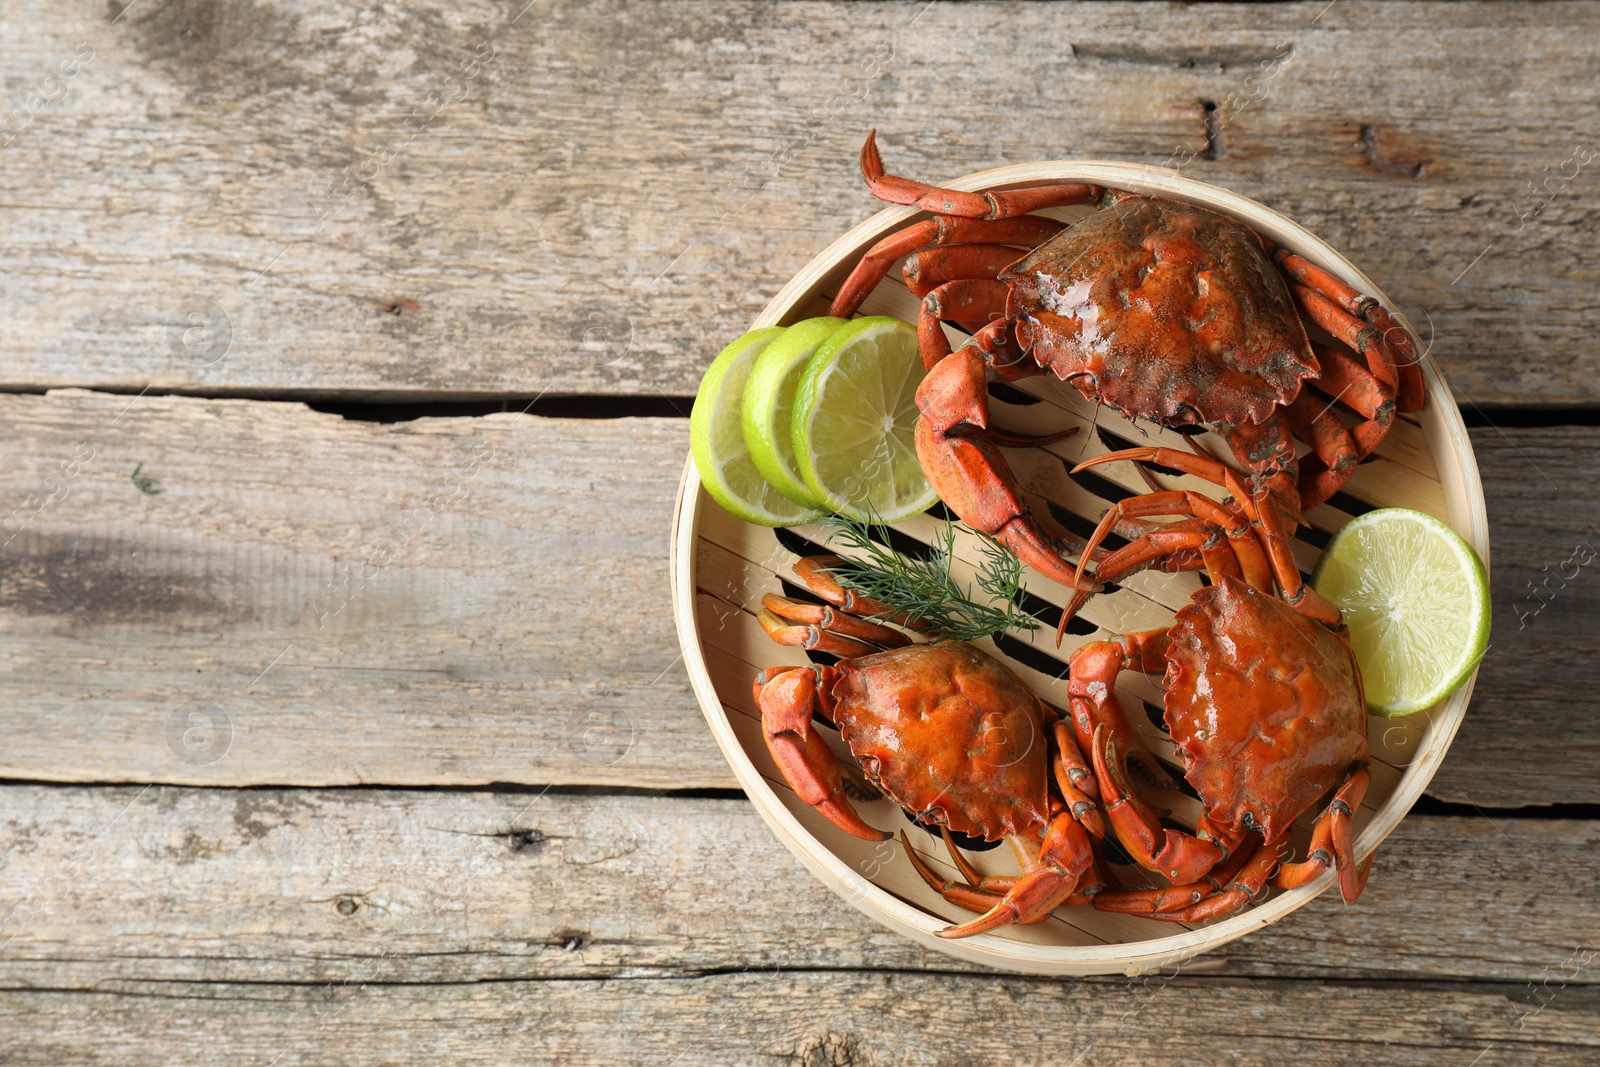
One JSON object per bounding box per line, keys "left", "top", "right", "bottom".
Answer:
{"left": 1, "top": 0, "right": 1598, "bottom": 405}
{"left": 2, "top": 1, "right": 1597, "bottom": 1063}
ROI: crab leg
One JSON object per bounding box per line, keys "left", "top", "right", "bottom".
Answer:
{"left": 1296, "top": 286, "right": 1400, "bottom": 392}
{"left": 1291, "top": 283, "right": 1404, "bottom": 405}
{"left": 1072, "top": 447, "right": 1341, "bottom": 624}
{"left": 859, "top": 130, "right": 1102, "bottom": 220}
{"left": 1058, "top": 527, "right": 1211, "bottom": 640}
{"left": 1272, "top": 762, "right": 1373, "bottom": 903}
{"left": 757, "top": 607, "right": 882, "bottom": 658}
{"left": 915, "top": 347, "right": 1097, "bottom": 592}
{"left": 904, "top": 244, "right": 1028, "bottom": 298}
{"left": 902, "top": 835, "right": 1009, "bottom": 912}
{"left": 1274, "top": 248, "right": 1424, "bottom": 413}
{"left": 918, "top": 278, "right": 1010, "bottom": 367}
{"left": 910, "top": 820, "right": 1113, "bottom": 924}
{"left": 937, "top": 811, "right": 1097, "bottom": 937}
{"left": 753, "top": 666, "right": 888, "bottom": 842}
{"left": 1096, "top": 836, "right": 1287, "bottom": 923}
{"left": 830, "top": 213, "right": 1064, "bottom": 318}
{"left": 759, "top": 593, "right": 911, "bottom": 649}
{"left": 1284, "top": 393, "right": 1360, "bottom": 511}
{"left": 1093, "top": 724, "right": 1228, "bottom": 886}
{"left": 945, "top": 827, "right": 1007, "bottom": 888}
{"left": 1073, "top": 489, "right": 1273, "bottom": 607}
{"left": 1309, "top": 342, "right": 1396, "bottom": 459}
{"left": 1093, "top": 833, "right": 1259, "bottom": 916}
{"left": 790, "top": 556, "right": 933, "bottom": 632}
{"left": 1053, "top": 720, "right": 1104, "bottom": 814}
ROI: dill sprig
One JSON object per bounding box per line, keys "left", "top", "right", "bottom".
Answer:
{"left": 820, "top": 512, "right": 1039, "bottom": 642}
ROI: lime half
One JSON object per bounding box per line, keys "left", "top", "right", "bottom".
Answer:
{"left": 1312, "top": 508, "right": 1490, "bottom": 717}
{"left": 691, "top": 328, "right": 827, "bottom": 527}
{"left": 791, "top": 315, "right": 937, "bottom": 524}
{"left": 742, "top": 316, "right": 848, "bottom": 508}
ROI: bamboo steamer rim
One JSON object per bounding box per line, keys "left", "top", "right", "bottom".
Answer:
{"left": 670, "top": 159, "right": 1489, "bottom": 976}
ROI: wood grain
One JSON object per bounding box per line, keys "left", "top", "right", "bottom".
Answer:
{"left": 0, "top": 390, "right": 1594, "bottom": 805}
{"left": 1, "top": 0, "right": 1594, "bottom": 1054}
{"left": 0, "top": 2, "right": 1596, "bottom": 402}
{"left": 0, "top": 389, "right": 713, "bottom": 788}
{"left": 0, "top": 787, "right": 1594, "bottom": 986}
{"left": 10, "top": 974, "right": 1597, "bottom": 1067}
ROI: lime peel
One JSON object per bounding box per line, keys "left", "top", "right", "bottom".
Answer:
{"left": 741, "top": 316, "right": 848, "bottom": 509}
{"left": 691, "top": 327, "right": 828, "bottom": 528}
{"left": 1312, "top": 508, "right": 1490, "bottom": 717}
{"left": 791, "top": 316, "right": 936, "bottom": 524}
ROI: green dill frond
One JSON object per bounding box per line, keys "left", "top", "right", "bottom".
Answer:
{"left": 819, "top": 512, "right": 1038, "bottom": 642}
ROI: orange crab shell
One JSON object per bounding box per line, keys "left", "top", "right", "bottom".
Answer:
{"left": 1163, "top": 576, "right": 1367, "bottom": 844}
{"left": 829, "top": 642, "right": 1052, "bottom": 842}
{"left": 1002, "top": 196, "right": 1321, "bottom": 428}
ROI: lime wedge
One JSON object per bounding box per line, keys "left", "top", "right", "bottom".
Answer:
{"left": 1312, "top": 508, "right": 1490, "bottom": 717}
{"left": 791, "top": 315, "right": 937, "bottom": 524}
{"left": 691, "top": 328, "right": 828, "bottom": 527}
{"left": 742, "top": 316, "right": 848, "bottom": 508}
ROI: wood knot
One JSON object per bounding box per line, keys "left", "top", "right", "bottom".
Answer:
{"left": 503, "top": 829, "right": 547, "bottom": 854}
{"left": 335, "top": 896, "right": 360, "bottom": 916}
{"left": 379, "top": 298, "right": 420, "bottom": 315}
{"left": 790, "top": 1034, "right": 873, "bottom": 1067}
{"left": 551, "top": 929, "right": 591, "bottom": 952}
{"left": 1200, "top": 100, "right": 1226, "bottom": 161}
{"left": 1357, "top": 124, "right": 1429, "bottom": 179}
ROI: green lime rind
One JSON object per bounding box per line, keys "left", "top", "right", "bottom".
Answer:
{"left": 791, "top": 315, "right": 937, "bottom": 524}
{"left": 1312, "top": 507, "right": 1491, "bottom": 717}
{"left": 691, "top": 327, "right": 828, "bottom": 528}
{"left": 741, "top": 316, "right": 848, "bottom": 509}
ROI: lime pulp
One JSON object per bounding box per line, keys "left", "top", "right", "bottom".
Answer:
{"left": 790, "top": 315, "right": 937, "bottom": 524}
{"left": 1312, "top": 508, "right": 1490, "bottom": 717}
{"left": 690, "top": 327, "right": 828, "bottom": 528}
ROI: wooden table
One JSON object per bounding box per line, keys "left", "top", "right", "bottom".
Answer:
{"left": 2, "top": 2, "right": 1596, "bottom": 1063}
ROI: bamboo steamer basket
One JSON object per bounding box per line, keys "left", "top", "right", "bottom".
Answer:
{"left": 669, "top": 161, "right": 1489, "bottom": 976}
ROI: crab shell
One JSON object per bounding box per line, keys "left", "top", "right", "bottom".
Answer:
{"left": 1163, "top": 576, "right": 1367, "bottom": 844}
{"left": 828, "top": 642, "right": 1051, "bottom": 842}
{"left": 1002, "top": 196, "right": 1320, "bottom": 428}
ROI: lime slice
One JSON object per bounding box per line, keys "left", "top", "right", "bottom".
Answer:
{"left": 791, "top": 315, "right": 937, "bottom": 523}
{"left": 742, "top": 316, "right": 848, "bottom": 508}
{"left": 691, "top": 328, "right": 828, "bottom": 527}
{"left": 1312, "top": 508, "right": 1490, "bottom": 717}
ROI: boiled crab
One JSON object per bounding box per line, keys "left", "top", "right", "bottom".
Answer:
{"left": 830, "top": 132, "right": 1424, "bottom": 613}
{"left": 1061, "top": 460, "right": 1374, "bottom": 922}
{"left": 752, "top": 556, "right": 1109, "bottom": 938}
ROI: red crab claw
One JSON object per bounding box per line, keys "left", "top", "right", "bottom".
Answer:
{"left": 915, "top": 347, "right": 1100, "bottom": 594}
{"left": 1094, "top": 725, "right": 1226, "bottom": 886}
{"left": 753, "top": 666, "right": 887, "bottom": 842}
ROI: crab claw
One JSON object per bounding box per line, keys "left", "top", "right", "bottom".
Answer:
{"left": 753, "top": 667, "right": 888, "bottom": 842}
{"left": 915, "top": 348, "right": 1100, "bottom": 594}
{"left": 1094, "top": 725, "right": 1225, "bottom": 886}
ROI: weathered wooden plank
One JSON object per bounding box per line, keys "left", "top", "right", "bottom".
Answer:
{"left": 0, "top": 391, "right": 1594, "bottom": 804}
{"left": 1450, "top": 424, "right": 1600, "bottom": 810}
{"left": 0, "top": 788, "right": 1595, "bottom": 987}
{"left": 0, "top": 389, "right": 717, "bottom": 787}
{"left": 1, "top": 2, "right": 1596, "bottom": 402}
{"left": 7, "top": 974, "right": 1598, "bottom": 1067}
